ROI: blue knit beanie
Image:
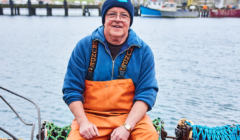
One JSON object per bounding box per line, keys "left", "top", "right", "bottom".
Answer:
{"left": 101, "top": 0, "right": 134, "bottom": 26}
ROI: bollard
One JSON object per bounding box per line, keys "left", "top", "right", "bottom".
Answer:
{"left": 64, "top": 0, "right": 68, "bottom": 16}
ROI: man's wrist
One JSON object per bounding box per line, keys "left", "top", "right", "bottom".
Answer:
{"left": 77, "top": 117, "right": 89, "bottom": 125}
{"left": 123, "top": 123, "right": 132, "bottom": 132}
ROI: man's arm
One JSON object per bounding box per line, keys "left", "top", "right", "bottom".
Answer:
{"left": 124, "top": 101, "right": 148, "bottom": 130}
{"left": 111, "top": 44, "right": 158, "bottom": 140}
{"left": 69, "top": 101, "right": 99, "bottom": 139}
{"left": 111, "top": 101, "right": 148, "bottom": 140}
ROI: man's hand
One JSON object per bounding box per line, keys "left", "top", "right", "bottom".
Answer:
{"left": 110, "top": 125, "right": 130, "bottom": 140}
{"left": 69, "top": 101, "right": 99, "bottom": 139}
{"left": 79, "top": 120, "right": 99, "bottom": 139}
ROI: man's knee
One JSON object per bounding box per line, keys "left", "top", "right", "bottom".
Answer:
{"left": 142, "top": 128, "right": 159, "bottom": 139}
{"left": 130, "top": 127, "right": 158, "bottom": 140}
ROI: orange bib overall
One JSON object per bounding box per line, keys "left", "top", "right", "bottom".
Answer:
{"left": 67, "top": 41, "right": 158, "bottom": 140}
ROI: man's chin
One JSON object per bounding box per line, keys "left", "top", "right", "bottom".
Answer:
{"left": 110, "top": 32, "right": 124, "bottom": 38}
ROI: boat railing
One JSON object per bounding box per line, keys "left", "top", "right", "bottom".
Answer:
{"left": 0, "top": 86, "right": 41, "bottom": 140}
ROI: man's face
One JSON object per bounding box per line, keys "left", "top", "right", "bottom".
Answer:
{"left": 104, "top": 7, "right": 131, "bottom": 38}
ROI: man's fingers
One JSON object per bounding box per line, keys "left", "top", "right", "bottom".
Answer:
{"left": 93, "top": 125, "right": 99, "bottom": 136}
{"left": 80, "top": 129, "right": 91, "bottom": 139}
{"left": 89, "top": 126, "right": 97, "bottom": 137}
{"left": 81, "top": 133, "right": 89, "bottom": 139}
{"left": 111, "top": 129, "right": 117, "bottom": 140}
{"left": 112, "top": 133, "right": 119, "bottom": 140}
{"left": 111, "top": 129, "right": 115, "bottom": 137}
{"left": 86, "top": 129, "right": 93, "bottom": 139}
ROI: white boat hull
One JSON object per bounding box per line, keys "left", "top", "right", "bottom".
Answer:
{"left": 160, "top": 10, "right": 199, "bottom": 18}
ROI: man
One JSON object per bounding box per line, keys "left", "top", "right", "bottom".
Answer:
{"left": 62, "top": 0, "right": 158, "bottom": 139}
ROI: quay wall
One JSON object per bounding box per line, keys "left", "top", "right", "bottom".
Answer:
{"left": 0, "top": 2, "right": 140, "bottom": 16}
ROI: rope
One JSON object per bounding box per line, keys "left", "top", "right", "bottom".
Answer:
{"left": 46, "top": 122, "right": 71, "bottom": 140}
{"left": 186, "top": 121, "right": 240, "bottom": 140}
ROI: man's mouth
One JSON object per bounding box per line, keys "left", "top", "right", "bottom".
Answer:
{"left": 113, "top": 25, "right": 122, "bottom": 28}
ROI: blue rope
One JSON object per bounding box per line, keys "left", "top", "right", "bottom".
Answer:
{"left": 185, "top": 121, "right": 240, "bottom": 140}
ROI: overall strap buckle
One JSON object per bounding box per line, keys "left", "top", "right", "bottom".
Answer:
{"left": 117, "top": 46, "right": 135, "bottom": 79}
{"left": 86, "top": 41, "right": 98, "bottom": 81}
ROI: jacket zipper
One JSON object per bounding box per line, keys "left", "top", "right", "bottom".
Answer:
{"left": 95, "top": 39, "right": 115, "bottom": 80}
{"left": 95, "top": 39, "right": 140, "bottom": 80}
{"left": 111, "top": 45, "right": 140, "bottom": 80}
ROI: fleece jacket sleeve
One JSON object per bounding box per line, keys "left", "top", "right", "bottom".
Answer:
{"left": 133, "top": 44, "right": 158, "bottom": 111}
{"left": 62, "top": 40, "right": 88, "bottom": 106}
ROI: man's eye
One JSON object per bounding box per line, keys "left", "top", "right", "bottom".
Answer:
{"left": 121, "top": 14, "right": 128, "bottom": 17}
{"left": 109, "top": 13, "right": 117, "bottom": 16}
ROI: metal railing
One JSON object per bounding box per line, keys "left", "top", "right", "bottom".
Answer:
{"left": 0, "top": 86, "right": 41, "bottom": 140}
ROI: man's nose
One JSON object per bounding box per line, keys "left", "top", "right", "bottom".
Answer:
{"left": 115, "top": 14, "right": 121, "bottom": 21}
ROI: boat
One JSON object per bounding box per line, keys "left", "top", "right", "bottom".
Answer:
{"left": 140, "top": 1, "right": 199, "bottom": 18}
{"left": 209, "top": 8, "right": 240, "bottom": 17}
{"left": 0, "top": 86, "right": 166, "bottom": 140}
{"left": 140, "top": 1, "right": 162, "bottom": 17}
{"left": 1, "top": 86, "right": 240, "bottom": 140}
{"left": 159, "top": 1, "right": 199, "bottom": 18}
{"left": 209, "top": 0, "right": 240, "bottom": 17}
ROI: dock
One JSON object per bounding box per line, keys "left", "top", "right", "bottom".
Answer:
{"left": 0, "top": 1, "right": 140, "bottom": 16}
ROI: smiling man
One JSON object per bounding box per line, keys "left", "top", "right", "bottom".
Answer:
{"left": 62, "top": 0, "right": 159, "bottom": 139}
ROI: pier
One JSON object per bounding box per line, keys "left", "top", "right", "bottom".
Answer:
{"left": 0, "top": 1, "right": 140, "bottom": 16}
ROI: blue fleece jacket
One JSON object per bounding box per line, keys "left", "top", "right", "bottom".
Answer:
{"left": 62, "top": 26, "right": 158, "bottom": 111}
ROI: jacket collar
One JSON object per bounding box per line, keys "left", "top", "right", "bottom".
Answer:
{"left": 91, "top": 26, "right": 142, "bottom": 48}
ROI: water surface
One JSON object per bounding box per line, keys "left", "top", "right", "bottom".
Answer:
{"left": 0, "top": 15, "right": 240, "bottom": 139}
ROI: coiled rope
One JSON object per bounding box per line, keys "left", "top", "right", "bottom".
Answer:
{"left": 185, "top": 121, "right": 240, "bottom": 140}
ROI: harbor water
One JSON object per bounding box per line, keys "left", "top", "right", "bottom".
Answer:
{"left": 0, "top": 13, "right": 240, "bottom": 139}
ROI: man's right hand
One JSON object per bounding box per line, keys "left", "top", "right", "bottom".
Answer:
{"left": 69, "top": 101, "right": 99, "bottom": 139}
{"left": 79, "top": 120, "right": 99, "bottom": 139}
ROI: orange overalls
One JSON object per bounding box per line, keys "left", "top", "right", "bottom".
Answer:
{"left": 67, "top": 41, "right": 158, "bottom": 140}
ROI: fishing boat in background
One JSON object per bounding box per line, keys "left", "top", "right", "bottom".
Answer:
{"left": 159, "top": 1, "right": 199, "bottom": 18}
{"left": 209, "top": 9, "right": 240, "bottom": 17}
{"left": 140, "top": 1, "right": 162, "bottom": 17}
{"left": 209, "top": 0, "right": 240, "bottom": 17}
{"left": 140, "top": 1, "right": 199, "bottom": 18}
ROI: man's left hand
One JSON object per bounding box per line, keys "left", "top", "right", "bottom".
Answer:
{"left": 110, "top": 125, "right": 130, "bottom": 140}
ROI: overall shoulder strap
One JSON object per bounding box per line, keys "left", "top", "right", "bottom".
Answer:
{"left": 117, "top": 46, "right": 135, "bottom": 79}
{"left": 86, "top": 40, "right": 98, "bottom": 81}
